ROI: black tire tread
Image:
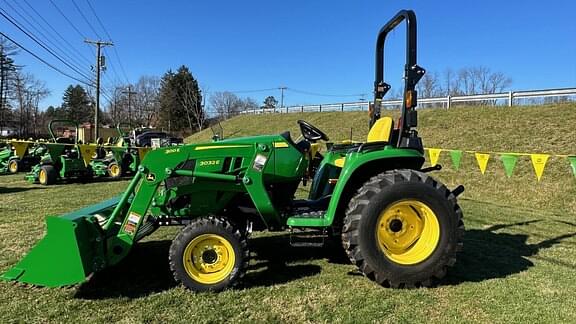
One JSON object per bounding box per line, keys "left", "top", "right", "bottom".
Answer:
{"left": 341, "top": 169, "right": 464, "bottom": 288}
{"left": 39, "top": 164, "right": 57, "bottom": 185}
{"left": 168, "top": 215, "right": 249, "bottom": 292}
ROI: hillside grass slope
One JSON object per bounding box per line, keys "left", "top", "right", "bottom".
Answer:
{"left": 188, "top": 104, "right": 576, "bottom": 214}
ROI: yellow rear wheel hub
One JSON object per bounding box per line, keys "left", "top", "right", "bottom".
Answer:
{"left": 39, "top": 169, "right": 47, "bottom": 184}
{"left": 182, "top": 234, "right": 235, "bottom": 285}
{"left": 376, "top": 200, "right": 440, "bottom": 265}
{"left": 110, "top": 164, "right": 120, "bottom": 177}
{"left": 8, "top": 161, "right": 17, "bottom": 173}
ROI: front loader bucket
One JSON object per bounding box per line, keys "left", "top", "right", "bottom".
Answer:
{"left": 1, "top": 198, "right": 119, "bottom": 287}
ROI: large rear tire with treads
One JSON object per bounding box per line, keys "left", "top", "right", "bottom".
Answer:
{"left": 342, "top": 169, "right": 464, "bottom": 288}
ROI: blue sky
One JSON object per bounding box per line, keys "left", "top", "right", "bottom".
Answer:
{"left": 1, "top": 0, "right": 575, "bottom": 109}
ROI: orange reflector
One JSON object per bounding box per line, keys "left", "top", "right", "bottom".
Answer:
{"left": 405, "top": 91, "right": 413, "bottom": 108}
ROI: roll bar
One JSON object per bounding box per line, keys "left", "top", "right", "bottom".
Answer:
{"left": 370, "top": 9, "right": 426, "bottom": 147}
{"left": 48, "top": 119, "right": 80, "bottom": 143}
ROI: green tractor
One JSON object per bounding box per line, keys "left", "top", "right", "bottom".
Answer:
{"left": 90, "top": 123, "right": 149, "bottom": 179}
{"left": 0, "top": 144, "right": 12, "bottom": 173}
{"left": 0, "top": 140, "right": 48, "bottom": 174}
{"left": 2, "top": 10, "right": 464, "bottom": 291}
{"left": 25, "top": 120, "right": 94, "bottom": 185}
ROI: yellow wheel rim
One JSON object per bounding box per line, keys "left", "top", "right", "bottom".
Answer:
{"left": 8, "top": 161, "right": 17, "bottom": 173}
{"left": 182, "top": 234, "right": 236, "bottom": 285}
{"left": 110, "top": 164, "right": 120, "bottom": 177}
{"left": 39, "top": 169, "right": 47, "bottom": 184}
{"left": 376, "top": 200, "right": 440, "bottom": 265}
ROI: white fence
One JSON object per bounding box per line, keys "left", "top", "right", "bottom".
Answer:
{"left": 241, "top": 87, "right": 576, "bottom": 114}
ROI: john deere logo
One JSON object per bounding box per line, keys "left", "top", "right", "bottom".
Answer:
{"left": 146, "top": 173, "right": 156, "bottom": 181}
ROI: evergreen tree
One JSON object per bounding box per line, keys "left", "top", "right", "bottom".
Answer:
{"left": 61, "top": 85, "right": 92, "bottom": 123}
{"left": 263, "top": 96, "right": 278, "bottom": 108}
{"left": 158, "top": 65, "right": 203, "bottom": 133}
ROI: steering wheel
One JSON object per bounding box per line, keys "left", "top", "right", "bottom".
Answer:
{"left": 297, "top": 120, "right": 329, "bottom": 142}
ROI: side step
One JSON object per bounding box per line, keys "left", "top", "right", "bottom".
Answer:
{"left": 289, "top": 227, "right": 328, "bottom": 248}
{"left": 286, "top": 211, "right": 326, "bottom": 227}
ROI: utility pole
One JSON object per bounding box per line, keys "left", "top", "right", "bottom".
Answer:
{"left": 279, "top": 86, "right": 287, "bottom": 109}
{"left": 85, "top": 39, "right": 113, "bottom": 140}
{"left": 122, "top": 85, "right": 137, "bottom": 128}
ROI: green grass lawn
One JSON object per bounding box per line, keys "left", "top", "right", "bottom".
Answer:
{"left": 1, "top": 104, "right": 576, "bottom": 322}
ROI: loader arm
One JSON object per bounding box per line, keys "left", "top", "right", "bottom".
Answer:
{"left": 1, "top": 139, "right": 293, "bottom": 287}
{"left": 104, "top": 142, "right": 283, "bottom": 265}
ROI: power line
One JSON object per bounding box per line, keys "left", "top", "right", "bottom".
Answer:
{"left": 48, "top": 0, "right": 93, "bottom": 57}
{"left": 85, "top": 39, "right": 113, "bottom": 139}
{"left": 4, "top": 0, "right": 91, "bottom": 75}
{"left": 0, "top": 31, "right": 93, "bottom": 87}
{"left": 85, "top": 0, "right": 129, "bottom": 84}
{"left": 21, "top": 0, "right": 93, "bottom": 66}
{"left": 0, "top": 8, "right": 93, "bottom": 82}
{"left": 71, "top": 0, "right": 102, "bottom": 39}
{"left": 223, "top": 88, "right": 279, "bottom": 94}
{"left": 286, "top": 87, "right": 366, "bottom": 97}
{"left": 101, "top": 47, "right": 123, "bottom": 86}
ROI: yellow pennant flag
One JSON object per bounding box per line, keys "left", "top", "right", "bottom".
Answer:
{"left": 428, "top": 148, "right": 442, "bottom": 166}
{"left": 475, "top": 153, "right": 490, "bottom": 174}
{"left": 11, "top": 141, "right": 30, "bottom": 158}
{"left": 138, "top": 147, "right": 152, "bottom": 162}
{"left": 78, "top": 144, "right": 97, "bottom": 167}
{"left": 530, "top": 154, "right": 549, "bottom": 181}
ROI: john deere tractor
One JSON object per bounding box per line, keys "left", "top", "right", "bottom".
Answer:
{"left": 90, "top": 123, "right": 149, "bottom": 179}
{"left": 2, "top": 10, "right": 464, "bottom": 291}
{"left": 25, "top": 120, "right": 94, "bottom": 185}
{"left": 0, "top": 140, "right": 47, "bottom": 174}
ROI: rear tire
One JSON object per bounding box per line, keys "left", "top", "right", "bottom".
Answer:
{"left": 342, "top": 169, "right": 464, "bottom": 288}
{"left": 8, "top": 159, "right": 19, "bottom": 173}
{"left": 38, "top": 165, "right": 57, "bottom": 185}
{"left": 107, "top": 162, "right": 122, "bottom": 179}
{"left": 169, "top": 216, "right": 249, "bottom": 292}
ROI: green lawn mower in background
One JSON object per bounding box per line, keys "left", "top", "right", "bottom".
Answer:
{"left": 25, "top": 120, "right": 95, "bottom": 185}
{"left": 90, "top": 123, "right": 148, "bottom": 179}
{"left": 0, "top": 140, "right": 48, "bottom": 174}
{"left": 2, "top": 10, "right": 465, "bottom": 292}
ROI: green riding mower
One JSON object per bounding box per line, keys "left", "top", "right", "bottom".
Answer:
{"left": 2, "top": 10, "right": 464, "bottom": 292}
{"left": 90, "top": 123, "right": 151, "bottom": 179}
{"left": 0, "top": 140, "right": 48, "bottom": 174}
{"left": 25, "top": 120, "right": 95, "bottom": 185}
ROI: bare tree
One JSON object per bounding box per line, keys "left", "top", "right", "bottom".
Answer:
{"left": 178, "top": 79, "right": 205, "bottom": 131}
{"left": 133, "top": 76, "right": 161, "bottom": 127}
{"left": 12, "top": 71, "right": 49, "bottom": 137}
{"left": 28, "top": 78, "right": 49, "bottom": 137}
{"left": 210, "top": 91, "right": 242, "bottom": 119}
{"left": 417, "top": 71, "right": 441, "bottom": 100}
{"left": 239, "top": 97, "right": 258, "bottom": 112}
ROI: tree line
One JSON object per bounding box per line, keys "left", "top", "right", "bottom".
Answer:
{"left": 3, "top": 32, "right": 532, "bottom": 139}
{"left": 1, "top": 35, "right": 205, "bottom": 138}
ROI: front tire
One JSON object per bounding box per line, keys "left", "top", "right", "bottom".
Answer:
{"left": 38, "top": 165, "right": 57, "bottom": 185}
{"left": 8, "top": 159, "right": 19, "bottom": 173}
{"left": 169, "top": 216, "right": 249, "bottom": 292}
{"left": 342, "top": 169, "right": 464, "bottom": 288}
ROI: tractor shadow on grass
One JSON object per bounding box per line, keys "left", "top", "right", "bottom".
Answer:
{"left": 74, "top": 220, "right": 574, "bottom": 299}
{"left": 242, "top": 234, "right": 341, "bottom": 289}
{"left": 0, "top": 186, "right": 44, "bottom": 194}
{"left": 445, "top": 219, "right": 576, "bottom": 285}
{"left": 75, "top": 235, "right": 332, "bottom": 299}
{"left": 75, "top": 240, "right": 176, "bottom": 299}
